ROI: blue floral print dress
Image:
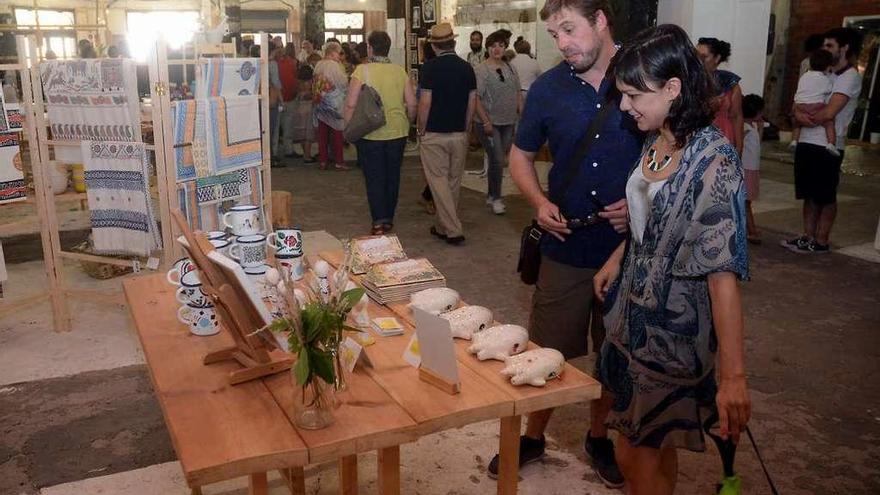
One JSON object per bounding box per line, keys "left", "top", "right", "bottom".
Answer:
{"left": 598, "top": 126, "right": 748, "bottom": 451}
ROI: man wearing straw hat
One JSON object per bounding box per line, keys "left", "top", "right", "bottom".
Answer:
{"left": 417, "top": 23, "right": 477, "bottom": 245}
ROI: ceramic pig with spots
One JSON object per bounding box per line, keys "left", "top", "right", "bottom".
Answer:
{"left": 500, "top": 348, "right": 565, "bottom": 387}
{"left": 467, "top": 324, "right": 528, "bottom": 361}
{"left": 440, "top": 305, "right": 494, "bottom": 340}
{"left": 410, "top": 287, "right": 460, "bottom": 315}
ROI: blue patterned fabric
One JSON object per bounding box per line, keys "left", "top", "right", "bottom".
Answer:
{"left": 598, "top": 126, "right": 747, "bottom": 452}
{"left": 81, "top": 141, "right": 160, "bottom": 256}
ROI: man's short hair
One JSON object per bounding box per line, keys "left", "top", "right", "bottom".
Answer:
{"left": 803, "top": 33, "right": 824, "bottom": 53}
{"left": 539, "top": 0, "right": 613, "bottom": 25}
{"left": 471, "top": 31, "right": 483, "bottom": 39}
{"left": 432, "top": 39, "right": 456, "bottom": 51}
{"left": 809, "top": 49, "right": 833, "bottom": 72}
{"left": 825, "top": 27, "right": 863, "bottom": 59}
{"left": 368, "top": 31, "right": 392, "bottom": 57}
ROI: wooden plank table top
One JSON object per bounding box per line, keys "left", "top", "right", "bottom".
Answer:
{"left": 319, "top": 250, "right": 603, "bottom": 416}
{"left": 123, "top": 274, "right": 308, "bottom": 487}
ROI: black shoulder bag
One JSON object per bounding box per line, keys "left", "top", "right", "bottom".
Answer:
{"left": 517, "top": 102, "right": 614, "bottom": 285}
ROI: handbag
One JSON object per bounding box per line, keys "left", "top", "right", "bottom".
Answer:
{"left": 517, "top": 100, "right": 615, "bottom": 284}
{"left": 703, "top": 412, "right": 779, "bottom": 495}
{"left": 343, "top": 64, "right": 386, "bottom": 142}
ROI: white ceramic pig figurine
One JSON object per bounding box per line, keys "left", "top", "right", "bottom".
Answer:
{"left": 410, "top": 287, "right": 460, "bottom": 315}
{"left": 467, "top": 324, "right": 528, "bottom": 361}
{"left": 440, "top": 305, "right": 494, "bottom": 340}
{"left": 500, "top": 348, "right": 565, "bottom": 387}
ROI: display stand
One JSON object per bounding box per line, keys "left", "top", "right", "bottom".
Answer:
{"left": 155, "top": 35, "right": 273, "bottom": 262}
{"left": 3, "top": 32, "right": 273, "bottom": 332}
{"left": 24, "top": 40, "right": 177, "bottom": 332}
{"left": 0, "top": 36, "right": 57, "bottom": 320}
{"left": 172, "top": 209, "right": 293, "bottom": 385}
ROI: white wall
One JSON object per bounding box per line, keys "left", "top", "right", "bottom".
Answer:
{"left": 658, "top": 0, "right": 772, "bottom": 96}
{"left": 534, "top": 0, "right": 561, "bottom": 71}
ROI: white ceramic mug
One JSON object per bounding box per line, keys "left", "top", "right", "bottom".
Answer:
{"left": 177, "top": 304, "right": 220, "bottom": 336}
{"left": 229, "top": 234, "right": 267, "bottom": 268}
{"left": 266, "top": 228, "right": 303, "bottom": 257}
{"left": 209, "top": 238, "right": 231, "bottom": 256}
{"left": 277, "top": 253, "right": 304, "bottom": 281}
{"left": 222, "top": 205, "right": 262, "bottom": 237}
{"left": 174, "top": 270, "right": 212, "bottom": 308}
{"left": 206, "top": 230, "right": 227, "bottom": 241}
{"left": 166, "top": 257, "right": 195, "bottom": 286}
{"left": 244, "top": 264, "right": 269, "bottom": 288}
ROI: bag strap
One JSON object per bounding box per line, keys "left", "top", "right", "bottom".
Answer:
{"left": 549, "top": 97, "right": 614, "bottom": 205}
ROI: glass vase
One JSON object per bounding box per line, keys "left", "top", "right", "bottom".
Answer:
{"left": 293, "top": 376, "right": 335, "bottom": 430}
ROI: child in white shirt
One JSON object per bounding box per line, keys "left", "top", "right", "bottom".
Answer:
{"left": 742, "top": 94, "right": 765, "bottom": 243}
{"left": 790, "top": 49, "right": 838, "bottom": 156}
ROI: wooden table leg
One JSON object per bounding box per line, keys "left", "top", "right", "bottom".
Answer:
{"left": 498, "top": 415, "right": 522, "bottom": 495}
{"left": 377, "top": 445, "right": 401, "bottom": 495}
{"left": 191, "top": 488, "right": 203, "bottom": 495}
{"left": 278, "top": 467, "right": 306, "bottom": 495}
{"left": 249, "top": 472, "right": 269, "bottom": 495}
{"left": 339, "top": 455, "right": 358, "bottom": 495}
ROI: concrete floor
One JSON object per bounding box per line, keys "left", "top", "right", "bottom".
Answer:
{"left": 1, "top": 145, "right": 879, "bottom": 494}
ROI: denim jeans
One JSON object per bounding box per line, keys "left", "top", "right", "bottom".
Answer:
{"left": 269, "top": 104, "right": 280, "bottom": 158}
{"left": 476, "top": 124, "right": 515, "bottom": 200}
{"left": 356, "top": 137, "right": 407, "bottom": 224}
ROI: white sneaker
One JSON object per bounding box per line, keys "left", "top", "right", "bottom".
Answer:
{"left": 788, "top": 139, "right": 798, "bottom": 149}
{"left": 485, "top": 197, "right": 493, "bottom": 206}
{"left": 825, "top": 144, "right": 841, "bottom": 157}
{"left": 491, "top": 199, "right": 506, "bottom": 215}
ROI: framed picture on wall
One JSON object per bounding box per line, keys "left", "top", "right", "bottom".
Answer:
{"left": 422, "top": 0, "right": 437, "bottom": 24}
{"left": 409, "top": 48, "right": 418, "bottom": 65}
{"left": 409, "top": 33, "right": 418, "bottom": 46}
{"left": 417, "top": 38, "right": 427, "bottom": 64}
{"left": 410, "top": 68, "right": 419, "bottom": 84}
{"left": 412, "top": 6, "right": 421, "bottom": 29}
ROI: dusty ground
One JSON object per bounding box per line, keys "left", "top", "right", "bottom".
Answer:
{"left": 1, "top": 146, "right": 879, "bottom": 494}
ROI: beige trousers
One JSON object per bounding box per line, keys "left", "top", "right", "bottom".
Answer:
{"left": 420, "top": 132, "right": 468, "bottom": 237}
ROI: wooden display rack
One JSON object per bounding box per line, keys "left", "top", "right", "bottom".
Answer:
{"left": 0, "top": 33, "right": 273, "bottom": 332}
{"left": 172, "top": 209, "right": 292, "bottom": 385}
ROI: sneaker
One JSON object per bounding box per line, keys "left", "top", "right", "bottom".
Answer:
{"left": 780, "top": 236, "right": 810, "bottom": 252}
{"left": 796, "top": 240, "right": 830, "bottom": 254}
{"left": 491, "top": 199, "right": 506, "bottom": 215}
{"left": 788, "top": 139, "right": 798, "bottom": 150}
{"left": 584, "top": 434, "right": 624, "bottom": 489}
{"left": 446, "top": 235, "right": 466, "bottom": 245}
{"left": 487, "top": 435, "right": 546, "bottom": 480}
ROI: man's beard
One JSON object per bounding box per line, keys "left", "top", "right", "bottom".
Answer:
{"left": 471, "top": 43, "right": 482, "bottom": 52}
{"left": 567, "top": 40, "right": 602, "bottom": 74}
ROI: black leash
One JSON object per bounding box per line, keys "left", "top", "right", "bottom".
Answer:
{"left": 704, "top": 413, "right": 780, "bottom": 494}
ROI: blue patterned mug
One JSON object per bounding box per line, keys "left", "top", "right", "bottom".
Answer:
{"left": 229, "top": 234, "right": 268, "bottom": 268}
{"left": 177, "top": 304, "right": 220, "bottom": 336}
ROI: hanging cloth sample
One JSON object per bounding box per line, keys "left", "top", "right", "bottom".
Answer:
{"left": 0, "top": 133, "right": 25, "bottom": 204}
{"left": 196, "top": 58, "right": 261, "bottom": 98}
{"left": 41, "top": 59, "right": 142, "bottom": 163}
{"left": 81, "top": 141, "right": 160, "bottom": 256}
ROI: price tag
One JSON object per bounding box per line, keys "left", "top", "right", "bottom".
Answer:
{"left": 402, "top": 333, "right": 421, "bottom": 368}
{"left": 340, "top": 337, "right": 363, "bottom": 373}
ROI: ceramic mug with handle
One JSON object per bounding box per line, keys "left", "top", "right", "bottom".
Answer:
{"left": 266, "top": 227, "right": 303, "bottom": 257}
{"left": 166, "top": 257, "right": 195, "bottom": 286}
{"left": 222, "top": 205, "right": 262, "bottom": 237}
{"left": 229, "top": 234, "right": 268, "bottom": 268}
{"left": 174, "top": 270, "right": 212, "bottom": 308}
{"left": 177, "top": 304, "right": 220, "bottom": 336}
{"left": 277, "top": 253, "right": 305, "bottom": 281}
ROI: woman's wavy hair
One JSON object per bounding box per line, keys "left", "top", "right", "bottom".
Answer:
{"left": 613, "top": 24, "right": 717, "bottom": 148}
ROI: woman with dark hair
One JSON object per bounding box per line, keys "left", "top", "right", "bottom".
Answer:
{"left": 594, "top": 24, "right": 750, "bottom": 494}
{"left": 473, "top": 30, "right": 523, "bottom": 214}
{"left": 697, "top": 37, "right": 744, "bottom": 156}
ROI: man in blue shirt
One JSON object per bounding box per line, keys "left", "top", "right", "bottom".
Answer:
{"left": 486, "top": 0, "right": 641, "bottom": 488}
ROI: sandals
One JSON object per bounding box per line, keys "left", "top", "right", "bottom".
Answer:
{"left": 370, "top": 225, "right": 384, "bottom": 235}
{"left": 334, "top": 163, "right": 351, "bottom": 171}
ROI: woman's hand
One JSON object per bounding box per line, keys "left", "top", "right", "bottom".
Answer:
{"left": 483, "top": 120, "right": 494, "bottom": 135}
{"left": 716, "top": 375, "right": 751, "bottom": 444}
{"left": 593, "top": 258, "right": 621, "bottom": 302}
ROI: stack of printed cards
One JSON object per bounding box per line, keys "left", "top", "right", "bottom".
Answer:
{"left": 350, "top": 235, "right": 407, "bottom": 274}
{"left": 361, "top": 258, "right": 446, "bottom": 304}
{"left": 370, "top": 316, "right": 405, "bottom": 337}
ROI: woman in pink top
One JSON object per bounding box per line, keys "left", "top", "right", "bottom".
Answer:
{"left": 697, "top": 38, "right": 744, "bottom": 155}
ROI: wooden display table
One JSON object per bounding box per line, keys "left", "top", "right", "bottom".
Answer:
{"left": 123, "top": 252, "right": 601, "bottom": 495}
